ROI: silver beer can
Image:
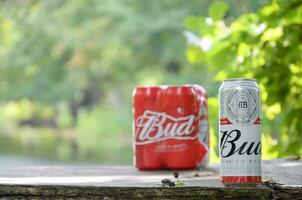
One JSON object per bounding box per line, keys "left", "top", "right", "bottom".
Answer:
{"left": 219, "top": 78, "right": 261, "bottom": 184}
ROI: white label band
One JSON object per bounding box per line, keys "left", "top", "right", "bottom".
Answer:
{"left": 219, "top": 124, "right": 261, "bottom": 176}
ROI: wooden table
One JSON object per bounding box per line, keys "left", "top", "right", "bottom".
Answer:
{"left": 0, "top": 159, "right": 301, "bottom": 199}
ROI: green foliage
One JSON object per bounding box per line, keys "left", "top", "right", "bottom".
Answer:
{"left": 0, "top": 0, "right": 282, "bottom": 163}
{"left": 208, "top": 1, "right": 229, "bottom": 20}
{"left": 0, "top": 0, "right": 210, "bottom": 104}
{"left": 0, "top": 0, "right": 217, "bottom": 163}
{"left": 186, "top": 0, "right": 302, "bottom": 157}
{"left": 76, "top": 105, "right": 132, "bottom": 163}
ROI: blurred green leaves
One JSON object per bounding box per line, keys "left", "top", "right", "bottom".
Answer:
{"left": 0, "top": 0, "right": 298, "bottom": 163}
{"left": 0, "top": 0, "right": 217, "bottom": 163}
{"left": 208, "top": 1, "right": 229, "bottom": 20}
{"left": 185, "top": 0, "right": 302, "bottom": 157}
{"left": 0, "top": 0, "right": 213, "bottom": 104}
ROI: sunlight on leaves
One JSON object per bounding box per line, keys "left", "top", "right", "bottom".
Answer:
{"left": 208, "top": 1, "right": 229, "bottom": 21}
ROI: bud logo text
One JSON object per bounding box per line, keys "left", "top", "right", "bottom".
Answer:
{"left": 135, "top": 110, "right": 197, "bottom": 144}
{"left": 220, "top": 129, "right": 261, "bottom": 158}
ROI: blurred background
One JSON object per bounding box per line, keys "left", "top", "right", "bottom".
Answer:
{"left": 0, "top": 0, "right": 301, "bottom": 165}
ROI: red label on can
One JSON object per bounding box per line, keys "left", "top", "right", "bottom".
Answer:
{"left": 133, "top": 85, "right": 209, "bottom": 170}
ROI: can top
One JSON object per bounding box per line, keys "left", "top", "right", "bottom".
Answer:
{"left": 223, "top": 78, "right": 257, "bottom": 82}
{"left": 135, "top": 85, "right": 194, "bottom": 89}
{"left": 133, "top": 85, "right": 207, "bottom": 97}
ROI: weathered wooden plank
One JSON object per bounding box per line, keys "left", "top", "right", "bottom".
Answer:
{"left": 0, "top": 185, "right": 271, "bottom": 200}
{"left": 262, "top": 159, "right": 302, "bottom": 186}
{"left": 267, "top": 183, "right": 302, "bottom": 200}
{"left": 262, "top": 159, "right": 302, "bottom": 200}
{"left": 0, "top": 165, "right": 221, "bottom": 187}
{"left": 0, "top": 159, "right": 300, "bottom": 199}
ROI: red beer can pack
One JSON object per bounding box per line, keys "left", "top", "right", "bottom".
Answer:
{"left": 133, "top": 85, "right": 209, "bottom": 170}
